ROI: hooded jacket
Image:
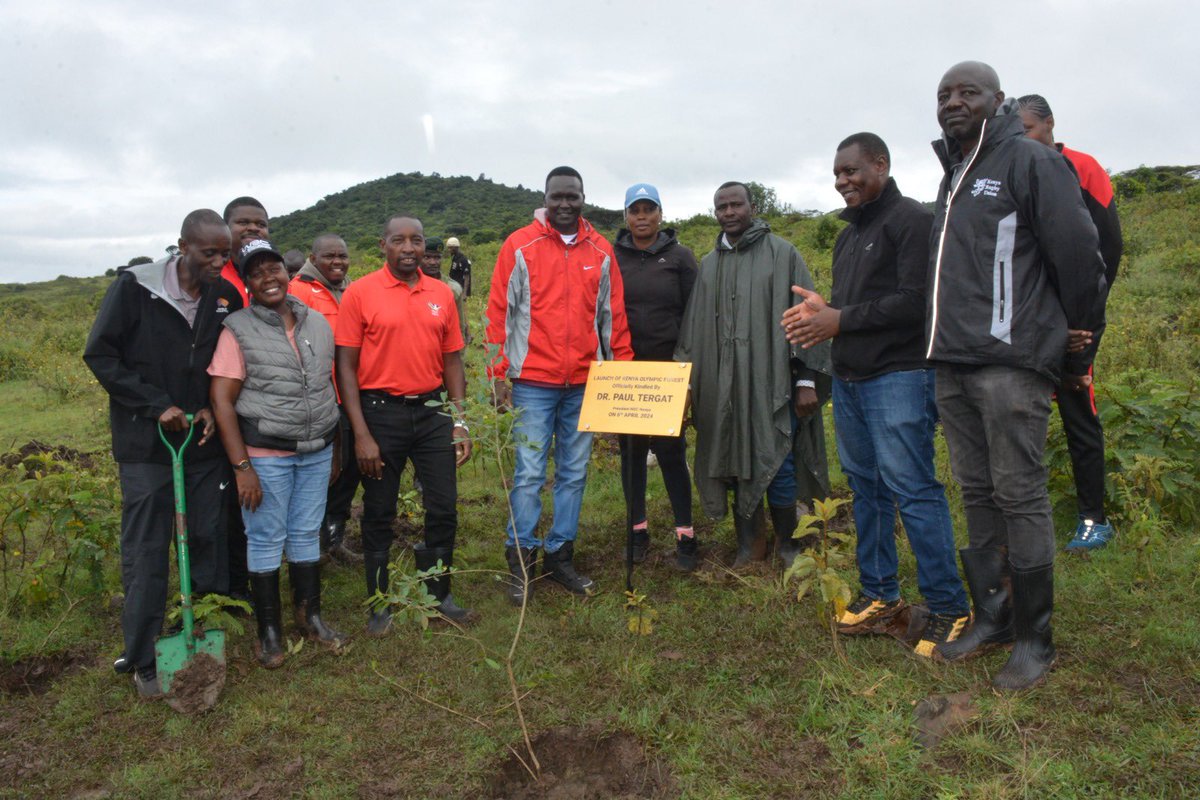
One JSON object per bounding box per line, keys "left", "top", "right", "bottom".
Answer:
{"left": 485, "top": 210, "right": 633, "bottom": 385}
{"left": 927, "top": 103, "right": 1107, "bottom": 382}
{"left": 675, "top": 220, "right": 831, "bottom": 519}
{"left": 289, "top": 259, "right": 348, "bottom": 329}
{"left": 612, "top": 227, "right": 697, "bottom": 361}
{"left": 83, "top": 257, "right": 241, "bottom": 464}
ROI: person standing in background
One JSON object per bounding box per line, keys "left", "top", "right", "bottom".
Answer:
{"left": 1018, "top": 93, "right": 1123, "bottom": 552}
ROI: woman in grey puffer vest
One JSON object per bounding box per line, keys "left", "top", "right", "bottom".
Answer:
{"left": 209, "top": 240, "right": 345, "bottom": 669}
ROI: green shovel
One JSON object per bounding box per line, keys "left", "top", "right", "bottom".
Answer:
{"left": 154, "top": 414, "right": 226, "bottom": 713}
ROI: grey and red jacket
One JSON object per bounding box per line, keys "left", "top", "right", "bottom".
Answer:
{"left": 612, "top": 228, "right": 697, "bottom": 361}
{"left": 84, "top": 258, "right": 241, "bottom": 464}
{"left": 485, "top": 210, "right": 634, "bottom": 385}
{"left": 926, "top": 104, "right": 1107, "bottom": 383}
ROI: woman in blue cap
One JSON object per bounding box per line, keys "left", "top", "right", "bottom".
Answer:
{"left": 612, "top": 184, "right": 699, "bottom": 570}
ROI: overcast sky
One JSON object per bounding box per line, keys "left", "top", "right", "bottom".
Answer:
{"left": 1, "top": 0, "right": 1194, "bottom": 282}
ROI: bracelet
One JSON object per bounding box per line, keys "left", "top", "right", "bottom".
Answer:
{"left": 454, "top": 421, "right": 469, "bottom": 433}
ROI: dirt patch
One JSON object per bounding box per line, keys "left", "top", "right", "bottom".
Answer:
{"left": 0, "top": 650, "right": 89, "bottom": 695}
{"left": 1, "top": 440, "right": 95, "bottom": 477}
{"left": 485, "top": 724, "right": 677, "bottom": 799}
{"left": 914, "top": 692, "right": 979, "bottom": 749}
{"left": 165, "top": 652, "right": 226, "bottom": 714}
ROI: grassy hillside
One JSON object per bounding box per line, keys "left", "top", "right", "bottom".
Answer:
{"left": 1, "top": 171, "right": 1198, "bottom": 798}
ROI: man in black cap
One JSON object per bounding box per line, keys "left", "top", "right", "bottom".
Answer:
{"left": 422, "top": 237, "right": 468, "bottom": 344}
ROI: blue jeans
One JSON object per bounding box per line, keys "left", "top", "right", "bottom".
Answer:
{"left": 242, "top": 445, "right": 333, "bottom": 572}
{"left": 833, "top": 370, "right": 968, "bottom": 616}
{"left": 506, "top": 382, "right": 593, "bottom": 553}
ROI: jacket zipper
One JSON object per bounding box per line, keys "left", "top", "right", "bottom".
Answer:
{"left": 998, "top": 261, "right": 1007, "bottom": 322}
{"left": 926, "top": 117, "right": 988, "bottom": 360}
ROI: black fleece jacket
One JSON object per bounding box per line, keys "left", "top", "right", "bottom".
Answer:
{"left": 612, "top": 228, "right": 697, "bottom": 361}
{"left": 831, "top": 179, "right": 933, "bottom": 381}
{"left": 83, "top": 258, "right": 242, "bottom": 464}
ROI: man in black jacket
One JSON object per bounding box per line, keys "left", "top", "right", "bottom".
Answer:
{"left": 84, "top": 209, "right": 239, "bottom": 699}
{"left": 921, "top": 62, "right": 1106, "bottom": 690}
{"left": 783, "top": 133, "right": 969, "bottom": 657}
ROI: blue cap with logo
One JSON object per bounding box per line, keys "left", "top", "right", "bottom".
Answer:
{"left": 624, "top": 183, "right": 661, "bottom": 210}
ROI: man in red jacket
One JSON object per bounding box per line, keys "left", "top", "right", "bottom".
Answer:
{"left": 1017, "top": 94, "right": 1123, "bottom": 552}
{"left": 289, "top": 233, "right": 362, "bottom": 564}
{"left": 216, "top": 196, "right": 270, "bottom": 603}
{"left": 486, "top": 166, "right": 633, "bottom": 602}
{"left": 219, "top": 197, "right": 269, "bottom": 307}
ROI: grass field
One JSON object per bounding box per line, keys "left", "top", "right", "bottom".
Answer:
{"left": 2, "top": 188, "right": 1199, "bottom": 798}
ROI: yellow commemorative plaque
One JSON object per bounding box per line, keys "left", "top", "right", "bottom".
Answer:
{"left": 577, "top": 360, "right": 692, "bottom": 436}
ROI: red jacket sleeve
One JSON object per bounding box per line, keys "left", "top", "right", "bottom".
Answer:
{"left": 485, "top": 237, "right": 517, "bottom": 380}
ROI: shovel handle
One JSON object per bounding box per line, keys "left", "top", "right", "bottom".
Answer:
{"left": 159, "top": 415, "right": 196, "bottom": 655}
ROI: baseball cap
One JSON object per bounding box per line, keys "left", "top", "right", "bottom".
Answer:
{"left": 624, "top": 183, "right": 661, "bottom": 209}
{"left": 446, "top": 237, "right": 461, "bottom": 248}
{"left": 425, "top": 236, "right": 444, "bottom": 253}
{"left": 238, "top": 239, "right": 284, "bottom": 276}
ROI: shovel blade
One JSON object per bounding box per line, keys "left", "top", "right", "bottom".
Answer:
{"left": 155, "top": 628, "right": 226, "bottom": 713}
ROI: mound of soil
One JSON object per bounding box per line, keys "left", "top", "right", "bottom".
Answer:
{"left": 485, "top": 724, "right": 677, "bottom": 800}
{"left": 165, "top": 652, "right": 225, "bottom": 714}
{"left": 1, "top": 440, "right": 95, "bottom": 477}
{"left": 0, "top": 650, "right": 89, "bottom": 695}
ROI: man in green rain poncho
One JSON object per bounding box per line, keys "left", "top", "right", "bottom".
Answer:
{"left": 675, "top": 181, "right": 832, "bottom": 570}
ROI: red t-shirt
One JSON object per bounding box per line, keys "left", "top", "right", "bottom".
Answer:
{"left": 335, "top": 267, "right": 464, "bottom": 395}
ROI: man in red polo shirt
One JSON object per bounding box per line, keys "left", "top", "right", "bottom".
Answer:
{"left": 336, "top": 215, "right": 473, "bottom": 633}
{"left": 290, "top": 232, "right": 361, "bottom": 564}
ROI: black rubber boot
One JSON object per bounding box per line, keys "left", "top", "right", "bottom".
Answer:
{"left": 542, "top": 541, "right": 596, "bottom": 596}
{"left": 770, "top": 504, "right": 802, "bottom": 569}
{"left": 323, "top": 517, "right": 363, "bottom": 565}
{"left": 993, "top": 562, "right": 1056, "bottom": 690}
{"left": 288, "top": 561, "right": 348, "bottom": 648}
{"left": 731, "top": 501, "right": 768, "bottom": 570}
{"left": 250, "top": 570, "right": 285, "bottom": 669}
{"left": 505, "top": 546, "right": 539, "bottom": 606}
{"left": 363, "top": 549, "right": 392, "bottom": 636}
{"left": 414, "top": 545, "right": 480, "bottom": 626}
{"left": 936, "top": 548, "right": 1016, "bottom": 662}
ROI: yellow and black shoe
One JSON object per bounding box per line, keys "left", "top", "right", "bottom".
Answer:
{"left": 915, "top": 612, "right": 970, "bottom": 658}
{"left": 836, "top": 595, "right": 906, "bottom": 634}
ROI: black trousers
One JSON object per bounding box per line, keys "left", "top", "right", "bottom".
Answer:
{"left": 326, "top": 408, "right": 362, "bottom": 523}
{"left": 1057, "top": 372, "right": 1106, "bottom": 520}
{"left": 618, "top": 433, "right": 693, "bottom": 528}
{"left": 118, "top": 459, "right": 228, "bottom": 670}
{"left": 359, "top": 394, "right": 457, "bottom": 554}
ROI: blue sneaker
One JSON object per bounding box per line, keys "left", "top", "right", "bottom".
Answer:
{"left": 1066, "top": 518, "right": 1115, "bottom": 551}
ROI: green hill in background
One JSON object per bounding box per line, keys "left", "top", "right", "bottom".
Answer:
{"left": 269, "top": 172, "right": 625, "bottom": 256}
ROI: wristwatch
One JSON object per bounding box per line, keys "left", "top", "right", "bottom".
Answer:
{"left": 234, "top": 459, "right": 252, "bottom": 472}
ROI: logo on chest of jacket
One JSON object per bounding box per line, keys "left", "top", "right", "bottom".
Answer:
{"left": 582, "top": 265, "right": 596, "bottom": 271}
{"left": 864, "top": 242, "right": 875, "bottom": 252}
{"left": 427, "top": 302, "right": 442, "bottom": 317}
{"left": 971, "top": 178, "right": 1003, "bottom": 198}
